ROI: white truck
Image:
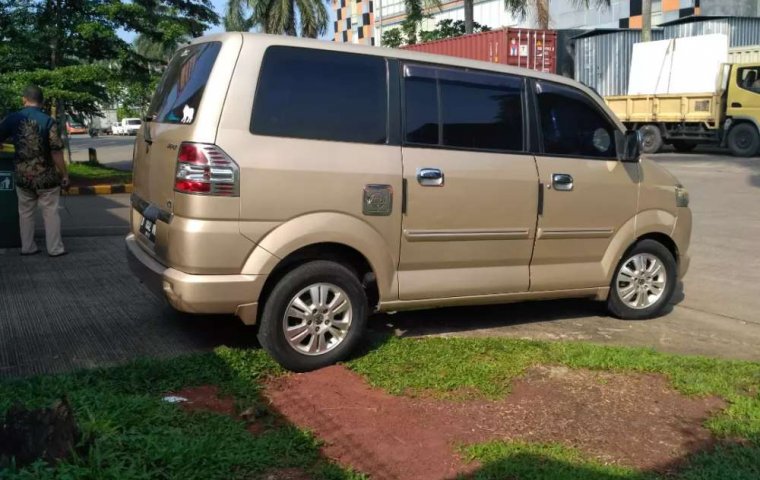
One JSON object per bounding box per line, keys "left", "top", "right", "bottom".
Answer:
{"left": 111, "top": 118, "right": 142, "bottom": 136}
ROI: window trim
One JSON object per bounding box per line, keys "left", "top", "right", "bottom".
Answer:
{"left": 400, "top": 61, "right": 528, "bottom": 155}
{"left": 249, "top": 45, "right": 391, "bottom": 146}
{"left": 530, "top": 78, "right": 621, "bottom": 161}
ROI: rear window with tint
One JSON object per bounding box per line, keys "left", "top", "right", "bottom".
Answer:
{"left": 251, "top": 46, "right": 387, "bottom": 144}
{"left": 148, "top": 42, "right": 222, "bottom": 124}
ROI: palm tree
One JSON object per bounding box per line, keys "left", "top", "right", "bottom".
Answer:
{"left": 400, "top": 0, "right": 442, "bottom": 44}
{"left": 463, "top": 0, "right": 611, "bottom": 34}
{"left": 223, "top": 0, "right": 328, "bottom": 37}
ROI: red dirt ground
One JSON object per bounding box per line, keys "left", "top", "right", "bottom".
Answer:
{"left": 264, "top": 365, "right": 725, "bottom": 480}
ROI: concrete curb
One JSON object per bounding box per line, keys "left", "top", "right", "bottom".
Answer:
{"left": 64, "top": 184, "right": 133, "bottom": 196}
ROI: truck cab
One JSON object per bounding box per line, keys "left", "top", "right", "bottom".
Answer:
{"left": 723, "top": 63, "right": 760, "bottom": 156}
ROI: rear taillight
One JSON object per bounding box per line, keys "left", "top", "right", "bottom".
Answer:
{"left": 174, "top": 142, "right": 239, "bottom": 196}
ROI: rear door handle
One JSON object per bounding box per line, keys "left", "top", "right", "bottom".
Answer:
{"left": 417, "top": 167, "right": 444, "bottom": 186}
{"left": 731, "top": 102, "right": 743, "bottom": 108}
{"left": 552, "top": 173, "right": 574, "bottom": 191}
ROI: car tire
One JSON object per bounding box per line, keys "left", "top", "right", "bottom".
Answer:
{"left": 727, "top": 123, "right": 760, "bottom": 157}
{"left": 257, "top": 260, "right": 368, "bottom": 372}
{"left": 607, "top": 239, "right": 677, "bottom": 320}
{"left": 638, "top": 125, "right": 663, "bottom": 154}
{"left": 670, "top": 140, "right": 697, "bottom": 153}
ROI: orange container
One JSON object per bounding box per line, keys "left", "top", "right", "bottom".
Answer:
{"left": 403, "top": 28, "right": 557, "bottom": 73}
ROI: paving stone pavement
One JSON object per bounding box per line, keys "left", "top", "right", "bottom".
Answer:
{"left": 0, "top": 236, "right": 256, "bottom": 378}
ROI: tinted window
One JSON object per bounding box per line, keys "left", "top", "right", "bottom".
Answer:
{"left": 149, "top": 42, "right": 222, "bottom": 124}
{"left": 536, "top": 81, "right": 617, "bottom": 158}
{"left": 403, "top": 66, "right": 523, "bottom": 152}
{"left": 251, "top": 47, "right": 387, "bottom": 144}
{"left": 440, "top": 72, "right": 522, "bottom": 151}
{"left": 405, "top": 75, "right": 439, "bottom": 145}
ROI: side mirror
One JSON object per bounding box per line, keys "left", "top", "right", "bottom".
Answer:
{"left": 615, "top": 130, "right": 640, "bottom": 163}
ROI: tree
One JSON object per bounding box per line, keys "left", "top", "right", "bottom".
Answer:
{"left": 223, "top": 0, "right": 328, "bottom": 37}
{"left": 420, "top": 19, "right": 490, "bottom": 43}
{"left": 399, "top": 0, "right": 441, "bottom": 45}
{"left": 381, "top": 29, "right": 404, "bottom": 48}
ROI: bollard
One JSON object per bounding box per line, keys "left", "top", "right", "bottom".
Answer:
{"left": 88, "top": 147, "right": 98, "bottom": 164}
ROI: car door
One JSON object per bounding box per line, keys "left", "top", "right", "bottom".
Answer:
{"left": 530, "top": 79, "right": 640, "bottom": 291}
{"left": 397, "top": 64, "right": 539, "bottom": 300}
{"left": 726, "top": 65, "right": 760, "bottom": 123}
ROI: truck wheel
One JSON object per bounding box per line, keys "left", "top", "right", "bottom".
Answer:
{"left": 257, "top": 261, "right": 368, "bottom": 372}
{"left": 727, "top": 123, "right": 760, "bottom": 157}
{"left": 638, "top": 125, "right": 663, "bottom": 154}
{"left": 607, "top": 239, "right": 677, "bottom": 320}
{"left": 670, "top": 141, "right": 697, "bottom": 153}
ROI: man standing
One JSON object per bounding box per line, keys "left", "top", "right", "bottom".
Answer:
{"left": 0, "top": 85, "right": 68, "bottom": 256}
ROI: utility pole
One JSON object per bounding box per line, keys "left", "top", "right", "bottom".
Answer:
{"left": 464, "top": 0, "right": 474, "bottom": 34}
{"left": 642, "top": 0, "right": 652, "bottom": 42}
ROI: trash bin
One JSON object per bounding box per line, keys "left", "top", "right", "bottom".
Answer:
{"left": 0, "top": 145, "right": 20, "bottom": 248}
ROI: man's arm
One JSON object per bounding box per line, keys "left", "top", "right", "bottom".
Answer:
{"left": 49, "top": 121, "right": 69, "bottom": 187}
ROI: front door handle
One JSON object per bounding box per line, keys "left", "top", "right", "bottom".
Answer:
{"left": 552, "top": 173, "right": 574, "bottom": 191}
{"left": 732, "top": 102, "right": 743, "bottom": 108}
{"left": 417, "top": 167, "right": 444, "bottom": 186}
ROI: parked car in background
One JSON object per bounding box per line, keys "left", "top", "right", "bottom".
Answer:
{"left": 66, "top": 121, "right": 87, "bottom": 134}
{"left": 112, "top": 118, "right": 142, "bottom": 135}
{"left": 126, "top": 34, "right": 692, "bottom": 372}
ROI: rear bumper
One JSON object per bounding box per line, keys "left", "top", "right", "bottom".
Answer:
{"left": 125, "top": 234, "right": 265, "bottom": 324}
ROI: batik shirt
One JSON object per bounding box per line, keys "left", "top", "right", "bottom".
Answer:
{"left": 0, "top": 106, "right": 64, "bottom": 190}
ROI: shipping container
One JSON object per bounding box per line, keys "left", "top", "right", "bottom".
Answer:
{"left": 728, "top": 44, "right": 760, "bottom": 63}
{"left": 574, "top": 29, "right": 665, "bottom": 97}
{"left": 661, "top": 16, "right": 760, "bottom": 48}
{"left": 403, "top": 28, "right": 558, "bottom": 73}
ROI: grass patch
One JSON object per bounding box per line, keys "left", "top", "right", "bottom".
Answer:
{"left": 0, "top": 347, "right": 364, "bottom": 479}
{"left": 461, "top": 441, "right": 651, "bottom": 480}
{"left": 348, "top": 337, "right": 760, "bottom": 479}
{"left": 68, "top": 162, "right": 132, "bottom": 184}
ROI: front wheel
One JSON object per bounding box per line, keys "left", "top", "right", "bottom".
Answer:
{"left": 727, "top": 123, "right": 760, "bottom": 157}
{"left": 257, "top": 261, "right": 368, "bottom": 372}
{"left": 607, "top": 240, "right": 677, "bottom": 320}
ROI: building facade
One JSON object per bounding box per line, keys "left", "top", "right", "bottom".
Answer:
{"left": 332, "top": 0, "right": 760, "bottom": 45}
{"left": 332, "top": 0, "right": 377, "bottom": 45}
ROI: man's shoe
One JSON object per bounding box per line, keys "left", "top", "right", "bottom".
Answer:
{"left": 49, "top": 251, "right": 68, "bottom": 258}
{"left": 20, "top": 250, "right": 40, "bottom": 256}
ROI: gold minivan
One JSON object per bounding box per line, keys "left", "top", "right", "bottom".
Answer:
{"left": 126, "top": 33, "right": 692, "bottom": 371}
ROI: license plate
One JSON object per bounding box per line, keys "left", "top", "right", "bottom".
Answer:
{"left": 139, "top": 216, "right": 157, "bottom": 243}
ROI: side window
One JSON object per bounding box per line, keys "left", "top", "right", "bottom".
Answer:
{"left": 403, "top": 65, "right": 524, "bottom": 152}
{"left": 535, "top": 81, "right": 617, "bottom": 159}
{"left": 737, "top": 67, "right": 760, "bottom": 94}
{"left": 251, "top": 47, "right": 387, "bottom": 144}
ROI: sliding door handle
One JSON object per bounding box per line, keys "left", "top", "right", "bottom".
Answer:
{"left": 417, "top": 167, "right": 444, "bottom": 186}
{"left": 552, "top": 173, "right": 574, "bottom": 191}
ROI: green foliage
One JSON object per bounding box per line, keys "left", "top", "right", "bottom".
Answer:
{"left": 68, "top": 163, "right": 133, "bottom": 183}
{"left": 0, "top": 0, "right": 218, "bottom": 118}
{"left": 399, "top": 0, "right": 442, "bottom": 45}
{"left": 0, "top": 348, "right": 358, "bottom": 479}
{"left": 419, "top": 19, "right": 491, "bottom": 42}
{"left": 381, "top": 28, "right": 404, "bottom": 48}
{"left": 224, "top": 0, "right": 328, "bottom": 37}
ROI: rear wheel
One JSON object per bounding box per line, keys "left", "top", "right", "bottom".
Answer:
{"left": 257, "top": 261, "right": 368, "bottom": 372}
{"left": 638, "top": 125, "right": 663, "bottom": 154}
{"left": 607, "top": 240, "right": 677, "bottom": 320}
{"left": 727, "top": 123, "right": 760, "bottom": 157}
{"left": 670, "top": 140, "right": 697, "bottom": 153}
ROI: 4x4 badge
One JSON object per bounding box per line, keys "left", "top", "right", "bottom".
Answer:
{"left": 363, "top": 185, "right": 393, "bottom": 216}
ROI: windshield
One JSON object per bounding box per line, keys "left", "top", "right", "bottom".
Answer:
{"left": 148, "top": 42, "right": 222, "bottom": 124}
{"left": 126, "top": 119, "right": 142, "bottom": 126}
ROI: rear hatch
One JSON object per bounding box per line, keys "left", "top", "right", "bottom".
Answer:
{"left": 131, "top": 37, "right": 241, "bottom": 263}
